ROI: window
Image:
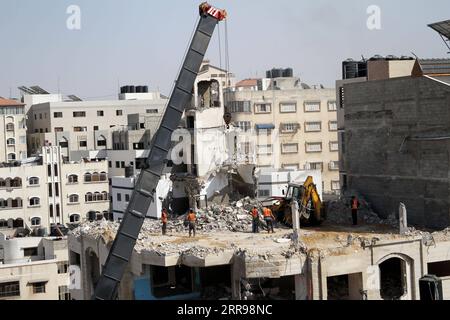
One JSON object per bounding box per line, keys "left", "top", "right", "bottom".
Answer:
{"left": 57, "top": 261, "right": 69, "bottom": 274}
{"left": 97, "top": 137, "right": 107, "bottom": 147}
{"left": 79, "top": 140, "right": 87, "bottom": 147}
{"left": 257, "top": 144, "right": 272, "bottom": 155}
{"left": 329, "top": 121, "right": 338, "bottom": 131}
{"left": 55, "top": 127, "right": 64, "bottom": 132}
{"left": 228, "top": 101, "right": 251, "bottom": 113}
{"left": 328, "top": 101, "right": 337, "bottom": 111}
{"left": 54, "top": 112, "right": 63, "bottom": 118}
{"left": 339, "top": 87, "right": 345, "bottom": 109}
{"left": 236, "top": 121, "right": 251, "bottom": 132}
{"left": 97, "top": 111, "right": 104, "bottom": 117}
{"left": 121, "top": 161, "right": 125, "bottom": 168}
{"left": 6, "top": 123, "right": 14, "bottom": 132}
{"left": 92, "top": 172, "right": 100, "bottom": 182}
{"left": 7, "top": 153, "right": 16, "bottom": 161}
{"left": 31, "top": 217, "right": 41, "bottom": 226}
{"left": 59, "top": 285, "right": 71, "bottom": 300}
{"left": 39, "top": 114, "right": 42, "bottom": 120}
{"left": 280, "top": 103, "right": 297, "bottom": 113}
{"left": 331, "top": 181, "right": 341, "bottom": 191}
{"left": 116, "top": 110, "right": 123, "bottom": 116}
{"left": 330, "top": 141, "right": 339, "bottom": 152}
{"left": 102, "top": 192, "right": 108, "bottom": 201}
{"left": 281, "top": 143, "right": 299, "bottom": 154}
{"left": 258, "top": 189, "right": 270, "bottom": 197}
{"left": 32, "top": 282, "right": 46, "bottom": 294}
{"left": 125, "top": 194, "right": 130, "bottom": 202}
{"left": 29, "top": 197, "right": 40, "bottom": 207}
{"left": 304, "top": 101, "right": 321, "bottom": 112}
{"left": 306, "top": 142, "right": 322, "bottom": 153}
{"left": 94, "top": 126, "right": 99, "bottom": 131}
{"left": 74, "top": 126, "right": 87, "bottom": 132}
{"left": 84, "top": 173, "right": 92, "bottom": 183}
{"left": 7, "top": 138, "right": 15, "bottom": 146}
{"left": 85, "top": 193, "right": 93, "bottom": 202}
{"left": 99, "top": 172, "right": 107, "bottom": 181}
{"left": 0, "top": 281, "right": 20, "bottom": 298}
{"left": 280, "top": 123, "right": 299, "bottom": 134}
{"left": 24, "top": 247, "right": 38, "bottom": 256}
{"left": 283, "top": 164, "right": 299, "bottom": 171}
{"left": 70, "top": 214, "right": 80, "bottom": 223}
{"left": 146, "top": 109, "right": 158, "bottom": 114}
{"left": 29, "top": 177, "right": 39, "bottom": 186}
{"left": 108, "top": 161, "right": 112, "bottom": 168}
{"left": 255, "top": 103, "right": 271, "bottom": 114}
{"left": 73, "top": 111, "right": 86, "bottom": 118}
{"left": 329, "top": 161, "right": 339, "bottom": 171}
{"left": 308, "top": 162, "right": 323, "bottom": 172}
{"left": 115, "top": 161, "right": 120, "bottom": 168}
{"left": 133, "top": 143, "right": 144, "bottom": 150}
{"left": 117, "top": 193, "right": 122, "bottom": 202}
{"left": 54, "top": 164, "right": 58, "bottom": 177}
{"left": 69, "top": 194, "right": 79, "bottom": 203}
{"left": 305, "top": 122, "right": 322, "bottom": 132}
{"left": 68, "top": 174, "right": 78, "bottom": 184}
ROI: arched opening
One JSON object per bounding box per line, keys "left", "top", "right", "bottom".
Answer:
{"left": 101, "top": 191, "right": 108, "bottom": 201}
{"left": 68, "top": 174, "right": 78, "bottom": 184}
{"left": 84, "top": 173, "right": 92, "bottom": 183}
{"left": 99, "top": 172, "right": 107, "bottom": 181}
{"left": 85, "top": 193, "right": 93, "bottom": 203}
{"left": 7, "top": 138, "right": 15, "bottom": 146}
{"left": 29, "top": 177, "right": 40, "bottom": 186}
{"left": 70, "top": 214, "right": 80, "bottom": 224}
{"left": 29, "top": 197, "right": 40, "bottom": 207}
{"left": 0, "top": 199, "right": 7, "bottom": 208}
{"left": 92, "top": 172, "right": 100, "bottom": 182}
{"left": 87, "top": 211, "right": 96, "bottom": 222}
{"left": 0, "top": 179, "right": 5, "bottom": 188}
{"left": 10, "top": 177, "right": 22, "bottom": 188}
{"left": 379, "top": 257, "right": 407, "bottom": 300}
{"left": 69, "top": 194, "right": 79, "bottom": 203}
{"left": 31, "top": 217, "right": 41, "bottom": 227}
{"left": 0, "top": 219, "right": 7, "bottom": 228}
{"left": 13, "top": 218, "right": 24, "bottom": 228}
{"left": 7, "top": 153, "right": 16, "bottom": 161}
{"left": 11, "top": 198, "right": 22, "bottom": 208}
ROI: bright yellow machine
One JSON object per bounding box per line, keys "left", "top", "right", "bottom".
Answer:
{"left": 264, "top": 176, "right": 324, "bottom": 226}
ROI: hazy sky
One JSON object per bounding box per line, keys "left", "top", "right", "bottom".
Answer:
{"left": 1, "top": 0, "right": 449, "bottom": 99}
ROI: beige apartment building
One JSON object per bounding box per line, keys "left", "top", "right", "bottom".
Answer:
{"left": 0, "top": 235, "right": 70, "bottom": 300}
{"left": 0, "top": 98, "right": 28, "bottom": 163}
{"left": 26, "top": 91, "right": 167, "bottom": 160}
{"left": 0, "top": 146, "right": 109, "bottom": 232}
{"left": 226, "top": 72, "right": 340, "bottom": 194}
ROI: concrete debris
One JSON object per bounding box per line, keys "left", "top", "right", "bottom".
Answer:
{"left": 327, "top": 199, "right": 399, "bottom": 227}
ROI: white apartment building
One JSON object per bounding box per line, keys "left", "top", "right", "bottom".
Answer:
{"left": 0, "top": 98, "right": 27, "bottom": 163}
{"left": 225, "top": 70, "right": 340, "bottom": 194}
{"left": 0, "top": 146, "right": 109, "bottom": 232}
{"left": 26, "top": 91, "right": 167, "bottom": 160}
{"left": 0, "top": 235, "right": 70, "bottom": 300}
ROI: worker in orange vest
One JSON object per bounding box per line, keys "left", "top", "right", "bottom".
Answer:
{"left": 263, "top": 207, "right": 276, "bottom": 234}
{"left": 186, "top": 209, "right": 197, "bottom": 238}
{"left": 350, "top": 196, "right": 360, "bottom": 226}
{"left": 250, "top": 206, "right": 260, "bottom": 233}
{"left": 161, "top": 208, "right": 168, "bottom": 235}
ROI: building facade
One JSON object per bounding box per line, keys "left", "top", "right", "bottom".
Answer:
{"left": 0, "top": 98, "right": 27, "bottom": 163}
{"left": 0, "top": 147, "right": 109, "bottom": 232}
{"left": 226, "top": 70, "right": 339, "bottom": 194}
{"left": 0, "top": 235, "right": 69, "bottom": 300}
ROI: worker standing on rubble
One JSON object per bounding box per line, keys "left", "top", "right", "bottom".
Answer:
{"left": 187, "top": 209, "right": 197, "bottom": 238}
{"left": 263, "top": 207, "right": 276, "bottom": 234}
{"left": 250, "top": 206, "right": 260, "bottom": 233}
{"left": 161, "top": 208, "right": 168, "bottom": 235}
{"left": 350, "top": 196, "right": 360, "bottom": 226}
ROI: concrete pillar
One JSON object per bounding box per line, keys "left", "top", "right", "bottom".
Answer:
{"left": 295, "top": 274, "right": 307, "bottom": 300}
{"left": 348, "top": 273, "right": 364, "bottom": 300}
{"left": 291, "top": 200, "right": 300, "bottom": 245}
{"left": 399, "top": 203, "right": 408, "bottom": 235}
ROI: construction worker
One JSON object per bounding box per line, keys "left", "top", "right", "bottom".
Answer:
{"left": 186, "top": 209, "right": 197, "bottom": 238}
{"left": 161, "top": 208, "right": 168, "bottom": 235}
{"left": 250, "top": 206, "right": 260, "bottom": 233}
{"left": 263, "top": 207, "right": 276, "bottom": 234}
{"left": 351, "top": 196, "right": 360, "bottom": 226}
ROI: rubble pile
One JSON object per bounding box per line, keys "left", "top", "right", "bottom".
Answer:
{"left": 327, "top": 199, "right": 398, "bottom": 227}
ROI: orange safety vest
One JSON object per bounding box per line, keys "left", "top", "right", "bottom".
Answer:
{"left": 263, "top": 208, "right": 272, "bottom": 218}
{"left": 251, "top": 208, "right": 259, "bottom": 219}
{"left": 352, "top": 199, "right": 359, "bottom": 210}
{"left": 187, "top": 213, "right": 196, "bottom": 222}
{"left": 161, "top": 211, "right": 168, "bottom": 224}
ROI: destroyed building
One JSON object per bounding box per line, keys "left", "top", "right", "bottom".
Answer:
{"left": 68, "top": 198, "right": 450, "bottom": 300}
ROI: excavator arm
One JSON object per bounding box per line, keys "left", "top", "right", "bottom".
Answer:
{"left": 300, "top": 176, "right": 323, "bottom": 224}
{"left": 93, "top": 2, "right": 226, "bottom": 300}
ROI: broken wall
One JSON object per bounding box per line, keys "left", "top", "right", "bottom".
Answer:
{"left": 344, "top": 76, "right": 450, "bottom": 229}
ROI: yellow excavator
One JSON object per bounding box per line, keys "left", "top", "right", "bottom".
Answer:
{"left": 262, "top": 176, "right": 325, "bottom": 227}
